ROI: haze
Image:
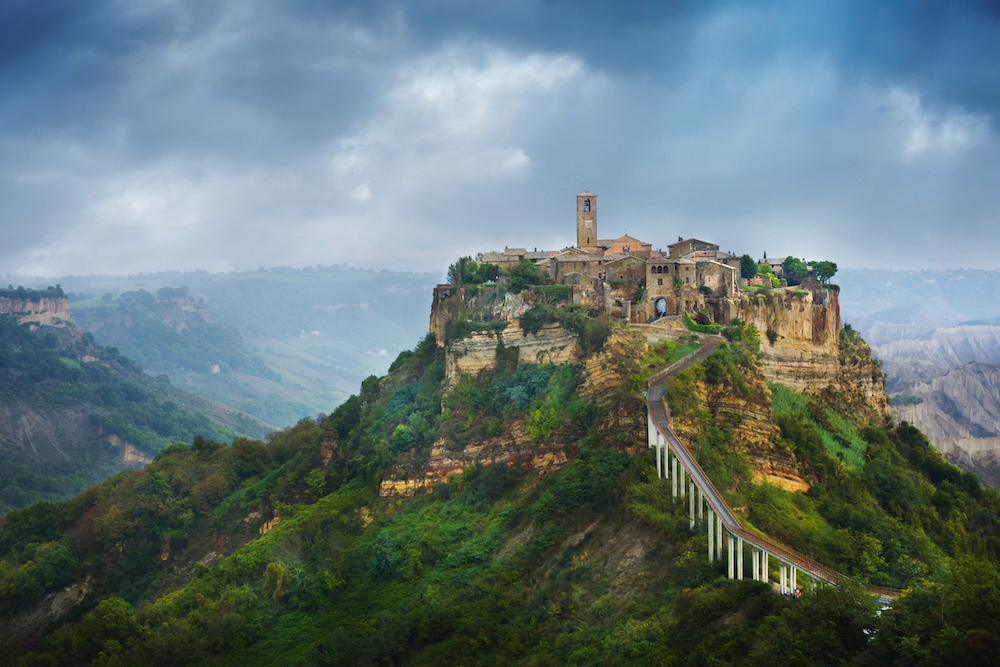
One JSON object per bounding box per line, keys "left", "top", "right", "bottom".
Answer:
{"left": 2, "top": 1, "right": 999, "bottom": 277}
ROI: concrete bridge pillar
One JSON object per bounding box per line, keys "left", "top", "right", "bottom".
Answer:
{"left": 751, "top": 549, "right": 758, "bottom": 581}
{"left": 737, "top": 538, "right": 744, "bottom": 580}
{"left": 663, "top": 440, "right": 670, "bottom": 479}
{"left": 697, "top": 487, "right": 704, "bottom": 522}
{"left": 779, "top": 564, "right": 787, "bottom": 594}
{"left": 727, "top": 535, "right": 734, "bottom": 579}
{"left": 688, "top": 481, "right": 696, "bottom": 530}
{"left": 671, "top": 458, "right": 678, "bottom": 498}
{"left": 791, "top": 567, "right": 797, "bottom": 593}
{"left": 707, "top": 508, "right": 714, "bottom": 562}
{"left": 762, "top": 552, "right": 769, "bottom": 583}
{"left": 680, "top": 466, "right": 686, "bottom": 499}
{"left": 716, "top": 514, "right": 724, "bottom": 562}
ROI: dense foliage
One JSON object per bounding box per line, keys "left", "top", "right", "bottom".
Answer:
{"left": 0, "top": 316, "right": 243, "bottom": 512}
{"left": 0, "top": 285, "right": 65, "bottom": 302}
{"left": 782, "top": 257, "right": 838, "bottom": 285}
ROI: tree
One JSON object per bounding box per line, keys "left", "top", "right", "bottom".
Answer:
{"left": 813, "top": 261, "right": 837, "bottom": 283}
{"left": 782, "top": 257, "right": 809, "bottom": 285}
{"left": 740, "top": 254, "right": 758, "bottom": 280}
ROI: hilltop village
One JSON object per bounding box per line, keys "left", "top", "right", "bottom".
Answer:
{"left": 446, "top": 191, "right": 793, "bottom": 325}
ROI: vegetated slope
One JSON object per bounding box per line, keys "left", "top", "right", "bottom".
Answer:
{"left": 25, "top": 264, "right": 440, "bottom": 422}
{"left": 0, "top": 314, "right": 259, "bottom": 513}
{"left": 2, "top": 324, "right": 999, "bottom": 666}
{"left": 71, "top": 287, "right": 316, "bottom": 430}
{"left": 892, "top": 361, "right": 1000, "bottom": 489}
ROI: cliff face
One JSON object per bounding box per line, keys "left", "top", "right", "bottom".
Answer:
{"left": 671, "top": 361, "right": 809, "bottom": 493}
{"left": 0, "top": 297, "right": 75, "bottom": 329}
{"left": 379, "top": 422, "right": 572, "bottom": 497}
{"left": 721, "top": 286, "right": 839, "bottom": 389}
{"left": 445, "top": 324, "right": 580, "bottom": 392}
{"left": 721, "top": 286, "right": 887, "bottom": 425}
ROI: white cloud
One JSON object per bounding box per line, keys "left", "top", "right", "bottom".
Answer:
{"left": 350, "top": 183, "right": 372, "bottom": 201}
{"left": 882, "top": 86, "right": 989, "bottom": 160}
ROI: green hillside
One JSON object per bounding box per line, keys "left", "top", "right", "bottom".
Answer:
{"left": 21, "top": 265, "right": 441, "bottom": 429}
{"left": 2, "top": 323, "right": 998, "bottom": 665}
{"left": 71, "top": 288, "right": 317, "bottom": 430}
{"left": 0, "top": 313, "right": 257, "bottom": 514}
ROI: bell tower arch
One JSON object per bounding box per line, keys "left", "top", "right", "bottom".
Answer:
{"left": 576, "top": 191, "right": 597, "bottom": 250}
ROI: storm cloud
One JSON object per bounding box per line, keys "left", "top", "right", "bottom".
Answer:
{"left": 1, "top": 0, "right": 999, "bottom": 276}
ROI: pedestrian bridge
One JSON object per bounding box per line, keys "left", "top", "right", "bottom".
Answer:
{"left": 646, "top": 346, "right": 899, "bottom": 601}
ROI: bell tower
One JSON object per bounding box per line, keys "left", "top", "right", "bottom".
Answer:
{"left": 576, "top": 191, "right": 597, "bottom": 250}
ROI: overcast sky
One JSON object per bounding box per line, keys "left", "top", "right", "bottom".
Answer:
{"left": 2, "top": 0, "right": 999, "bottom": 277}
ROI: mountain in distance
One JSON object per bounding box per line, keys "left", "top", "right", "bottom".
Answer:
{"left": 892, "top": 361, "right": 1000, "bottom": 488}
{"left": 837, "top": 268, "right": 1000, "bottom": 487}
{"left": 11, "top": 264, "right": 442, "bottom": 430}
{"left": 0, "top": 288, "right": 261, "bottom": 513}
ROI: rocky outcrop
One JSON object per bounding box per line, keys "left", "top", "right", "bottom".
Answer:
{"left": 720, "top": 286, "right": 887, "bottom": 425}
{"left": 445, "top": 323, "right": 579, "bottom": 392}
{"left": 0, "top": 296, "right": 75, "bottom": 329}
{"left": 671, "top": 359, "right": 809, "bottom": 493}
{"left": 721, "top": 286, "right": 839, "bottom": 390}
{"left": 379, "top": 420, "right": 573, "bottom": 497}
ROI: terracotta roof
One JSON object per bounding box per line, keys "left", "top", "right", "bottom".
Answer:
{"left": 480, "top": 251, "right": 504, "bottom": 262}
{"left": 504, "top": 247, "right": 527, "bottom": 256}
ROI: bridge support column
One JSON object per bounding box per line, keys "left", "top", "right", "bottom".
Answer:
{"left": 809, "top": 576, "right": 817, "bottom": 591}
{"left": 762, "top": 552, "right": 769, "bottom": 583}
{"left": 716, "top": 513, "right": 723, "bottom": 562}
{"left": 697, "top": 487, "right": 703, "bottom": 523}
{"left": 779, "top": 564, "right": 786, "bottom": 594}
{"left": 791, "top": 567, "right": 797, "bottom": 593}
{"left": 680, "top": 467, "right": 686, "bottom": 499}
{"left": 663, "top": 441, "right": 669, "bottom": 479}
{"left": 689, "top": 481, "right": 696, "bottom": 530}
{"left": 727, "top": 535, "right": 734, "bottom": 579}
{"left": 737, "top": 538, "right": 744, "bottom": 580}
{"left": 671, "top": 458, "right": 678, "bottom": 499}
{"left": 707, "top": 508, "right": 714, "bottom": 562}
{"left": 655, "top": 441, "right": 661, "bottom": 479}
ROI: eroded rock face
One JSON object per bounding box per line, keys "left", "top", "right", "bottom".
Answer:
{"left": 892, "top": 362, "right": 1000, "bottom": 488}
{"left": 445, "top": 323, "right": 580, "bottom": 392}
{"left": 671, "top": 361, "right": 809, "bottom": 493}
{"left": 379, "top": 420, "right": 573, "bottom": 497}
{"left": 0, "top": 297, "right": 75, "bottom": 329}
{"left": 721, "top": 287, "right": 887, "bottom": 425}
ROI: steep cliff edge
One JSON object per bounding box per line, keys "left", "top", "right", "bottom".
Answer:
{"left": 0, "top": 296, "right": 75, "bottom": 330}
{"left": 722, "top": 286, "right": 887, "bottom": 425}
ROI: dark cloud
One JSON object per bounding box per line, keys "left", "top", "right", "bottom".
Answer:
{"left": 0, "top": 0, "right": 998, "bottom": 276}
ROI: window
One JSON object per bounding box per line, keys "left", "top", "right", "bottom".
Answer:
{"left": 584, "top": 198, "right": 591, "bottom": 212}
{"left": 657, "top": 278, "right": 663, "bottom": 286}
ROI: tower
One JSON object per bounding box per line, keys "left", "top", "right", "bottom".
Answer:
{"left": 576, "top": 191, "right": 597, "bottom": 250}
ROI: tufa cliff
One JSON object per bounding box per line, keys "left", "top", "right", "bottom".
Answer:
{"left": 0, "top": 296, "right": 75, "bottom": 330}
